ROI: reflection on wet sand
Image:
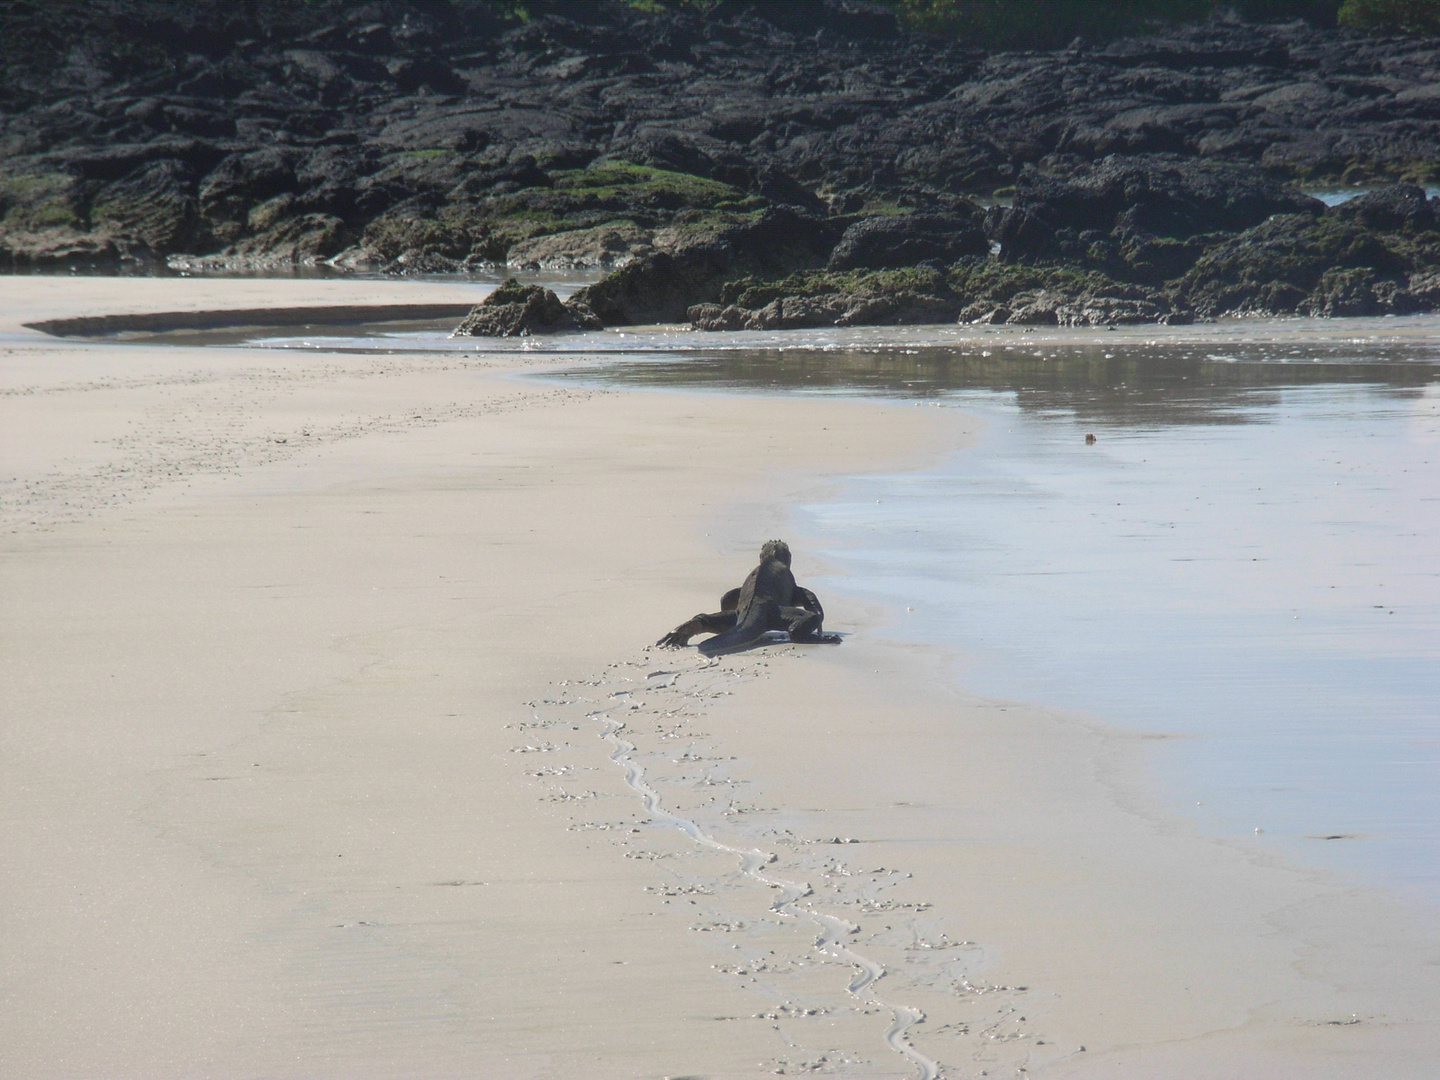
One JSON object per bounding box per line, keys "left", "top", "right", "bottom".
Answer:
{"left": 561, "top": 336, "right": 1440, "bottom": 907}
{"left": 565, "top": 341, "right": 1440, "bottom": 427}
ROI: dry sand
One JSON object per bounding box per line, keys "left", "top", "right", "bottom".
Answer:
{"left": 2, "top": 277, "right": 1437, "bottom": 1079}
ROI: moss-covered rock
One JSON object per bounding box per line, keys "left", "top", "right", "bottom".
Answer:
{"left": 571, "top": 206, "right": 844, "bottom": 325}
{"left": 504, "top": 220, "right": 653, "bottom": 270}
{"left": 0, "top": 164, "right": 202, "bottom": 265}
{"left": 0, "top": 172, "right": 82, "bottom": 232}
{"left": 691, "top": 265, "right": 961, "bottom": 329}
{"left": 359, "top": 201, "right": 498, "bottom": 266}
{"left": 945, "top": 259, "right": 1147, "bottom": 306}
{"left": 1176, "top": 198, "right": 1440, "bottom": 317}
{"left": 168, "top": 213, "right": 352, "bottom": 273}
{"left": 0, "top": 172, "right": 94, "bottom": 264}
{"left": 683, "top": 255, "right": 1197, "bottom": 331}
{"left": 314, "top": 160, "right": 759, "bottom": 275}
{"left": 719, "top": 265, "right": 949, "bottom": 307}
{"left": 994, "top": 155, "right": 1325, "bottom": 256}
{"left": 549, "top": 161, "right": 745, "bottom": 209}
{"left": 89, "top": 160, "right": 199, "bottom": 252}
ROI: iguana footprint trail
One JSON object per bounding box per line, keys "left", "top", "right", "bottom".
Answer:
{"left": 597, "top": 689, "right": 940, "bottom": 1080}
{"left": 518, "top": 655, "right": 1046, "bottom": 1078}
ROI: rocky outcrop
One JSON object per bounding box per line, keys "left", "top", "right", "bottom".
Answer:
{"left": 4, "top": 2, "right": 1440, "bottom": 275}
{"left": 505, "top": 221, "right": 653, "bottom": 270}
{"left": 688, "top": 266, "right": 962, "bottom": 330}
{"left": 168, "top": 212, "right": 352, "bottom": 272}
{"left": 6, "top": 2, "right": 1440, "bottom": 326}
{"left": 452, "top": 280, "right": 601, "bottom": 337}
{"left": 570, "top": 206, "right": 844, "bottom": 325}
{"left": 986, "top": 155, "right": 1325, "bottom": 281}
{"left": 1330, "top": 184, "right": 1436, "bottom": 231}
{"left": 959, "top": 290, "right": 1184, "bottom": 327}
{"left": 688, "top": 291, "right": 960, "bottom": 331}
{"left": 827, "top": 212, "right": 988, "bottom": 271}
{"left": 684, "top": 259, "right": 1195, "bottom": 331}
{"left": 681, "top": 180, "right": 1440, "bottom": 331}
{"left": 1178, "top": 186, "right": 1440, "bottom": 317}
{"left": 88, "top": 159, "right": 199, "bottom": 254}
{"left": 1000, "top": 156, "right": 1322, "bottom": 245}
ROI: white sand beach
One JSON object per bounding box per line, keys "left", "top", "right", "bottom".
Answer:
{"left": 2, "top": 276, "right": 1437, "bottom": 1079}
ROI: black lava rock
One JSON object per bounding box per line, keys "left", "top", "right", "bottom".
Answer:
{"left": 990, "top": 154, "right": 1324, "bottom": 260}
{"left": 4, "top": 1, "right": 1440, "bottom": 325}
{"left": 827, "top": 213, "right": 988, "bottom": 271}
{"left": 1331, "top": 184, "right": 1436, "bottom": 232}
{"left": 453, "top": 280, "right": 602, "bottom": 337}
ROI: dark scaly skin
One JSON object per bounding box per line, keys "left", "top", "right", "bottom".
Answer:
{"left": 656, "top": 540, "right": 840, "bottom": 656}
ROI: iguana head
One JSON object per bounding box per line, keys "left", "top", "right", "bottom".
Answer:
{"left": 759, "top": 539, "right": 791, "bottom": 566}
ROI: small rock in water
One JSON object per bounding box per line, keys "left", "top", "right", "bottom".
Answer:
{"left": 453, "top": 278, "right": 602, "bottom": 337}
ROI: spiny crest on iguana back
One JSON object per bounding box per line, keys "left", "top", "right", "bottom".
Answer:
{"left": 760, "top": 539, "right": 791, "bottom": 565}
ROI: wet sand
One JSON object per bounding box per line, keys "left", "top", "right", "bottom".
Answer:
{"left": 2, "top": 277, "right": 1438, "bottom": 1078}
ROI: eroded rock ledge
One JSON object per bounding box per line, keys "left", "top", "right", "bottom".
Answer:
{"left": 598, "top": 162, "right": 1440, "bottom": 331}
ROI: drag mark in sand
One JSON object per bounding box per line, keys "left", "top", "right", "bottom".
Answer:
{"left": 596, "top": 683, "right": 941, "bottom": 1080}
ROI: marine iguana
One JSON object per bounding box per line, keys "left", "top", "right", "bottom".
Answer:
{"left": 657, "top": 540, "right": 840, "bottom": 657}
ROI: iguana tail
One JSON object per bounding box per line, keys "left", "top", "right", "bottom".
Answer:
{"left": 697, "top": 598, "right": 780, "bottom": 657}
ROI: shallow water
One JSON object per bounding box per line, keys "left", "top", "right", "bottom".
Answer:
{"left": 221, "top": 315, "right": 1440, "bottom": 906}
{"left": 559, "top": 335, "right": 1440, "bottom": 908}
{"left": 1309, "top": 185, "right": 1440, "bottom": 206}
{"left": 247, "top": 311, "right": 1440, "bottom": 361}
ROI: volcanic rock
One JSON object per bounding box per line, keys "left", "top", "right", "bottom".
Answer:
{"left": 1330, "top": 184, "right": 1436, "bottom": 232}
{"left": 988, "top": 155, "right": 1324, "bottom": 269}
{"left": 452, "top": 280, "right": 602, "bottom": 337}
{"left": 827, "top": 212, "right": 988, "bottom": 271}
{"left": 571, "top": 206, "right": 844, "bottom": 325}
{"left": 5, "top": 2, "right": 1440, "bottom": 325}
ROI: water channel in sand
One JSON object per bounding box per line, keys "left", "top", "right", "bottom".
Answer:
{"left": 192, "top": 315, "right": 1440, "bottom": 909}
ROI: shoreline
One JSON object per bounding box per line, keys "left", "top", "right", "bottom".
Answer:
{"left": 774, "top": 376, "right": 1440, "bottom": 916}
{"left": 0, "top": 275, "right": 964, "bottom": 1077}
{"left": 10, "top": 276, "right": 1440, "bottom": 355}
{"left": 641, "top": 633, "right": 1440, "bottom": 1078}
{"left": 3, "top": 277, "right": 1438, "bottom": 1077}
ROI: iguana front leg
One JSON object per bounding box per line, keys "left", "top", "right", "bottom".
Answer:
{"left": 657, "top": 586, "right": 743, "bottom": 648}
{"left": 656, "top": 610, "right": 737, "bottom": 648}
